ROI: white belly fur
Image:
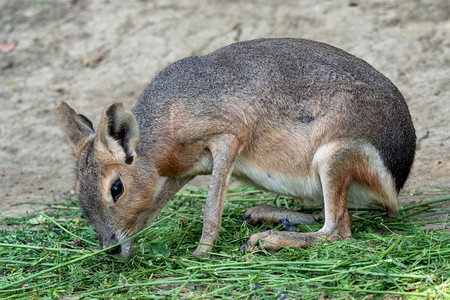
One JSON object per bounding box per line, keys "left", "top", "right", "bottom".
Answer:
{"left": 232, "top": 142, "right": 393, "bottom": 210}
{"left": 232, "top": 156, "right": 324, "bottom": 204}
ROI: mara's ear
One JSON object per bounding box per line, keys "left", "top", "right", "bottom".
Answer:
{"left": 98, "top": 102, "right": 139, "bottom": 164}
{"left": 54, "top": 102, "right": 95, "bottom": 157}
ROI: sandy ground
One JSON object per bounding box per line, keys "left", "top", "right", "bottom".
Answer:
{"left": 1, "top": 1, "right": 449, "bottom": 225}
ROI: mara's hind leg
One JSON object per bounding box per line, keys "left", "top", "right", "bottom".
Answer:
{"left": 242, "top": 205, "right": 318, "bottom": 225}
{"left": 243, "top": 141, "right": 398, "bottom": 252}
{"left": 243, "top": 172, "right": 352, "bottom": 252}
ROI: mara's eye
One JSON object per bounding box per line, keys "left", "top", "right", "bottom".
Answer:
{"left": 111, "top": 179, "right": 124, "bottom": 203}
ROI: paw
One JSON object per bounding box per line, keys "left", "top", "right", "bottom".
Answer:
{"left": 192, "top": 244, "right": 212, "bottom": 257}
{"left": 241, "top": 205, "right": 280, "bottom": 225}
{"left": 242, "top": 230, "right": 323, "bottom": 252}
{"left": 241, "top": 230, "right": 283, "bottom": 252}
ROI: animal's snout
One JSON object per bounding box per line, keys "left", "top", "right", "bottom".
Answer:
{"left": 105, "top": 244, "right": 122, "bottom": 256}
{"left": 102, "top": 234, "right": 122, "bottom": 256}
{"left": 100, "top": 234, "right": 134, "bottom": 259}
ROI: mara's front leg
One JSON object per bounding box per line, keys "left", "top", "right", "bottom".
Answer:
{"left": 193, "top": 134, "right": 241, "bottom": 255}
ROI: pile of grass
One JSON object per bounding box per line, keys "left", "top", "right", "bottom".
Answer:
{"left": 0, "top": 186, "right": 449, "bottom": 299}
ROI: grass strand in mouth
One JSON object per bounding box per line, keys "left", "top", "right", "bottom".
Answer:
{"left": 0, "top": 187, "right": 448, "bottom": 299}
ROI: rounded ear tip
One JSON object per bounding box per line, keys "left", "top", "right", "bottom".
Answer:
{"left": 105, "top": 102, "right": 126, "bottom": 116}
{"left": 111, "top": 102, "right": 124, "bottom": 109}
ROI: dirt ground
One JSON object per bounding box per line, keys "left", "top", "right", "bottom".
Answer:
{"left": 1, "top": 1, "right": 449, "bottom": 225}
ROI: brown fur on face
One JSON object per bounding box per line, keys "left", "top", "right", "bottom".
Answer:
{"left": 95, "top": 141, "right": 157, "bottom": 229}
{"left": 55, "top": 38, "right": 415, "bottom": 258}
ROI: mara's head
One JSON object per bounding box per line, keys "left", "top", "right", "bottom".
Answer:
{"left": 55, "top": 102, "right": 158, "bottom": 259}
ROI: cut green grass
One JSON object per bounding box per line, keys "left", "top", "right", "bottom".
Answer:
{"left": 0, "top": 186, "right": 449, "bottom": 299}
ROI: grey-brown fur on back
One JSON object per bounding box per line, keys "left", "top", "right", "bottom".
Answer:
{"left": 132, "top": 38, "right": 416, "bottom": 191}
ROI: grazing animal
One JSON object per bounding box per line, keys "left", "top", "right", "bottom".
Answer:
{"left": 55, "top": 38, "right": 415, "bottom": 259}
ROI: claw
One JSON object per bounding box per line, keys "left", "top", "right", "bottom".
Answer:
{"left": 240, "top": 214, "right": 251, "bottom": 225}
{"left": 241, "top": 208, "right": 255, "bottom": 224}
{"left": 239, "top": 241, "right": 247, "bottom": 251}
{"left": 244, "top": 242, "right": 260, "bottom": 252}
{"left": 240, "top": 239, "right": 260, "bottom": 252}
{"left": 241, "top": 236, "right": 260, "bottom": 252}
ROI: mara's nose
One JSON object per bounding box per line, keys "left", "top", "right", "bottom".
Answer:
{"left": 105, "top": 244, "right": 121, "bottom": 255}
{"left": 103, "top": 234, "right": 121, "bottom": 256}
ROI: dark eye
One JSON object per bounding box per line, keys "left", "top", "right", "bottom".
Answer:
{"left": 111, "top": 179, "right": 124, "bottom": 203}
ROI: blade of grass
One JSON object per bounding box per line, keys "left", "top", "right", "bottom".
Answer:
{"left": 171, "top": 270, "right": 199, "bottom": 300}
{"left": 38, "top": 212, "right": 97, "bottom": 246}
{"left": 400, "top": 197, "right": 450, "bottom": 212}
{"left": 0, "top": 242, "right": 88, "bottom": 253}
{"left": 0, "top": 210, "right": 179, "bottom": 291}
